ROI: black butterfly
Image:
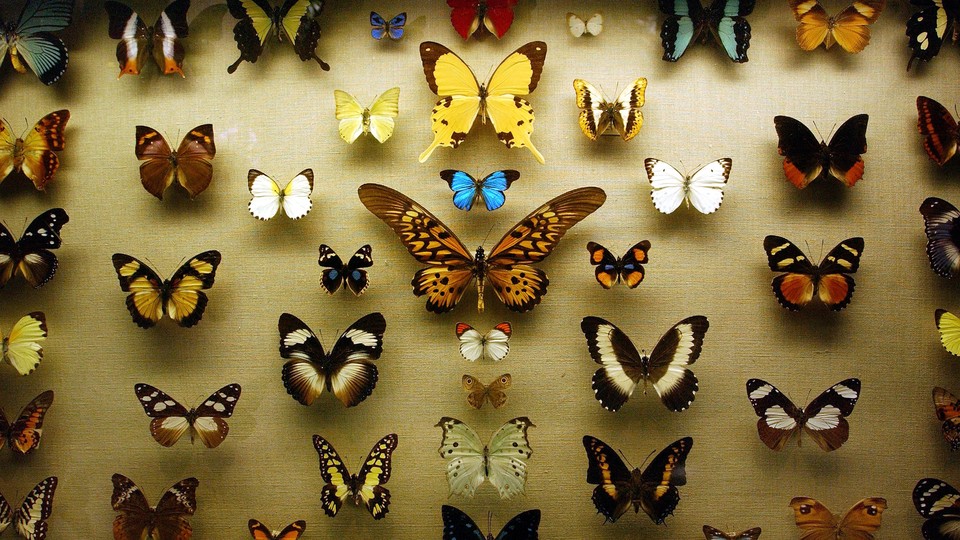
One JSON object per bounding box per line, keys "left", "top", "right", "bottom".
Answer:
{"left": 921, "top": 197, "right": 960, "bottom": 279}
{"left": 278, "top": 312, "right": 386, "bottom": 408}
{"left": 0, "top": 208, "right": 69, "bottom": 289}
{"left": 583, "top": 435, "right": 693, "bottom": 524}
{"left": 318, "top": 244, "right": 372, "bottom": 295}
{"left": 774, "top": 114, "right": 868, "bottom": 189}
{"left": 586, "top": 241, "right": 650, "bottom": 289}
{"left": 906, "top": 1, "right": 960, "bottom": 71}
{"left": 0, "top": 476, "right": 58, "bottom": 538}
{"left": 659, "top": 0, "right": 755, "bottom": 63}
{"left": 226, "top": 0, "right": 329, "bottom": 73}
{"left": 914, "top": 477, "right": 960, "bottom": 539}
{"left": 441, "top": 505, "right": 541, "bottom": 540}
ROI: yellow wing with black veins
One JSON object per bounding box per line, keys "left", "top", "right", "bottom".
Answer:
{"left": 166, "top": 250, "right": 222, "bottom": 328}
{"left": 313, "top": 434, "right": 352, "bottom": 518}
{"left": 111, "top": 253, "right": 165, "bottom": 328}
{"left": 356, "top": 433, "right": 398, "bottom": 519}
{"left": 485, "top": 41, "right": 548, "bottom": 163}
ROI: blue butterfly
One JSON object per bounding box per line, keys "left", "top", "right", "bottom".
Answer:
{"left": 370, "top": 11, "right": 406, "bottom": 40}
{"left": 441, "top": 169, "right": 519, "bottom": 212}
{"left": 659, "top": 0, "right": 754, "bottom": 63}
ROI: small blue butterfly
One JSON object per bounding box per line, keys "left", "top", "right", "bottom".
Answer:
{"left": 440, "top": 169, "right": 520, "bottom": 212}
{"left": 370, "top": 11, "right": 406, "bottom": 40}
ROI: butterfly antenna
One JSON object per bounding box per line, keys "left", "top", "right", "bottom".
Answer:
{"left": 481, "top": 225, "right": 495, "bottom": 247}
{"left": 487, "top": 511, "right": 493, "bottom": 535}
{"left": 638, "top": 448, "right": 657, "bottom": 469}
{"left": 617, "top": 448, "right": 636, "bottom": 470}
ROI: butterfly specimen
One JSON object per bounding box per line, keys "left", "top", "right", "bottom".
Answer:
{"left": 583, "top": 435, "right": 692, "bottom": 524}
{"left": 659, "top": 0, "right": 755, "bottom": 62}
{"left": 645, "top": 158, "right": 730, "bottom": 214}
{"left": 248, "top": 519, "right": 306, "bottom": 540}
{"left": 789, "top": 497, "right": 886, "bottom": 539}
{"left": 922, "top": 197, "right": 960, "bottom": 279}
{"left": 441, "top": 505, "right": 541, "bottom": 540}
{"left": 370, "top": 11, "right": 405, "bottom": 40}
{"left": 0, "top": 0, "right": 72, "bottom": 84}
{"left": 703, "top": 526, "right": 762, "bottom": 539}
{"left": 762, "top": 235, "right": 864, "bottom": 311}
{"left": 278, "top": 312, "right": 385, "bottom": 407}
{"left": 0, "top": 390, "right": 52, "bottom": 454}
{"left": 0, "top": 110, "right": 69, "bottom": 191}
{"left": 0, "top": 476, "right": 57, "bottom": 539}
{"left": 359, "top": 183, "right": 606, "bottom": 313}
{"left": 1, "top": 313, "right": 45, "bottom": 376}
{"left": 418, "top": 41, "right": 547, "bottom": 164}
{"left": 111, "top": 250, "right": 221, "bottom": 328}
{"left": 111, "top": 474, "right": 197, "bottom": 540}
{"left": 567, "top": 13, "right": 603, "bottom": 37}
{"left": 248, "top": 168, "right": 314, "bottom": 220}
{"left": 906, "top": 1, "right": 960, "bottom": 70}
{"left": 226, "top": 0, "right": 329, "bottom": 73}
{"left": 915, "top": 478, "right": 960, "bottom": 539}
{"left": 441, "top": 169, "right": 519, "bottom": 212}
{"left": 917, "top": 96, "right": 959, "bottom": 166}
{"left": 574, "top": 78, "right": 647, "bottom": 141}
{"left": 456, "top": 322, "right": 512, "bottom": 362}
{"left": 937, "top": 309, "right": 960, "bottom": 356}
{"left": 586, "top": 241, "right": 650, "bottom": 289}
{"left": 933, "top": 387, "right": 960, "bottom": 450}
{"left": 582, "top": 316, "right": 707, "bottom": 412}
{"left": 313, "top": 433, "right": 397, "bottom": 519}
{"left": 135, "top": 124, "right": 215, "bottom": 200}
{"left": 317, "top": 244, "right": 373, "bottom": 296}
{"left": 133, "top": 382, "right": 241, "bottom": 448}
{"left": 462, "top": 374, "right": 511, "bottom": 409}
{"left": 447, "top": 0, "right": 517, "bottom": 39}
{"left": 334, "top": 87, "right": 400, "bottom": 144}
{"left": 104, "top": 0, "right": 190, "bottom": 77}
{"left": 788, "top": 0, "right": 884, "bottom": 53}
{"left": 746, "top": 378, "right": 861, "bottom": 451}
{"left": 0, "top": 208, "right": 69, "bottom": 289}
{"left": 773, "top": 114, "right": 868, "bottom": 189}
{"left": 436, "top": 416, "right": 534, "bottom": 499}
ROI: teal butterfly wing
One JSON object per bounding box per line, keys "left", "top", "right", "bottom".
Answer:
{"left": 659, "top": 0, "right": 702, "bottom": 61}
{"left": 659, "top": 0, "right": 753, "bottom": 63}
{"left": 1, "top": 0, "right": 73, "bottom": 84}
{"left": 712, "top": 0, "right": 754, "bottom": 62}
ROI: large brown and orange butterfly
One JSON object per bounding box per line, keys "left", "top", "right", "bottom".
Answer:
{"left": 763, "top": 235, "right": 864, "bottom": 311}
{"left": 111, "top": 474, "right": 198, "bottom": 540}
{"left": 462, "top": 373, "right": 510, "bottom": 409}
{"left": 789, "top": 497, "right": 886, "bottom": 539}
{"left": 0, "top": 390, "right": 53, "bottom": 454}
{"left": 933, "top": 387, "right": 960, "bottom": 451}
{"left": 248, "top": 519, "right": 305, "bottom": 540}
{"left": 358, "top": 183, "right": 606, "bottom": 313}
{"left": 774, "top": 114, "right": 868, "bottom": 189}
{"left": 133, "top": 382, "right": 241, "bottom": 448}
{"left": 314, "top": 433, "right": 397, "bottom": 520}
{"left": 915, "top": 477, "right": 960, "bottom": 539}
{"left": 703, "top": 525, "right": 762, "bottom": 539}
{"left": 788, "top": 0, "right": 885, "bottom": 53}
{"left": 134, "top": 124, "right": 215, "bottom": 199}
{"left": 0, "top": 110, "right": 68, "bottom": 190}
{"left": 0, "top": 209, "right": 69, "bottom": 289}
{"left": 918, "top": 96, "right": 959, "bottom": 167}
{"left": 0, "top": 476, "right": 58, "bottom": 539}
{"left": 111, "top": 250, "right": 221, "bottom": 328}
{"left": 105, "top": 0, "right": 190, "bottom": 77}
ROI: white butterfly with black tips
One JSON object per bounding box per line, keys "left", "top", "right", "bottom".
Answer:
{"left": 645, "top": 157, "right": 731, "bottom": 214}
{"left": 0, "top": 476, "right": 57, "bottom": 540}
{"left": 248, "top": 169, "right": 314, "bottom": 220}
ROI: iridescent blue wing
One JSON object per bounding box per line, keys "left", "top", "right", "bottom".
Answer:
{"left": 440, "top": 170, "right": 481, "bottom": 211}
{"left": 478, "top": 170, "right": 519, "bottom": 212}
{"left": 387, "top": 12, "right": 406, "bottom": 39}
{"left": 370, "top": 11, "right": 387, "bottom": 39}
{"left": 495, "top": 509, "right": 540, "bottom": 540}
{"left": 441, "top": 505, "right": 486, "bottom": 540}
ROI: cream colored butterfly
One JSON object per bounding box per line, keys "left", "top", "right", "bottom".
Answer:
{"left": 435, "top": 416, "right": 534, "bottom": 499}
{"left": 645, "top": 158, "right": 731, "bottom": 214}
{"left": 455, "top": 322, "right": 511, "bottom": 362}
{"left": 334, "top": 87, "right": 400, "bottom": 144}
{"left": 247, "top": 169, "right": 314, "bottom": 220}
{"left": 1, "top": 312, "right": 46, "bottom": 376}
{"left": 567, "top": 13, "right": 602, "bottom": 37}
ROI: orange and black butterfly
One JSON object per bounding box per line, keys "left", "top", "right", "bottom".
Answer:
{"left": 0, "top": 390, "right": 53, "bottom": 455}
{"left": 0, "top": 110, "right": 69, "bottom": 190}
{"left": 111, "top": 474, "right": 198, "bottom": 540}
{"left": 248, "top": 519, "right": 305, "bottom": 539}
{"left": 134, "top": 124, "right": 215, "bottom": 199}
{"left": 105, "top": 0, "right": 190, "bottom": 77}
{"left": 790, "top": 497, "right": 886, "bottom": 539}
{"left": 358, "top": 183, "right": 606, "bottom": 313}
{"left": 774, "top": 114, "right": 868, "bottom": 189}
{"left": 933, "top": 387, "right": 960, "bottom": 451}
{"left": 763, "top": 235, "right": 864, "bottom": 311}
{"left": 111, "top": 250, "right": 221, "bottom": 328}
{"left": 586, "top": 241, "right": 650, "bottom": 289}
{"left": 788, "top": 0, "right": 885, "bottom": 53}
{"left": 918, "top": 96, "right": 959, "bottom": 167}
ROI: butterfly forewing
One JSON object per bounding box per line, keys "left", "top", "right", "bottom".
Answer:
{"left": 922, "top": 197, "right": 960, "bottom": 279}
{"left": 646, "top": 315, "right": 707, "bottom": 411}
{"left": 6, "top": 390, "right": 53, "bottom": 454}
{"left": 582, "top": 435, "right": 634, "bottom": 523}
{"left": 918, "top": 96, "right": 960, "bottom": 166}
{"left": 4, "top": 311, "right": 47, "bottom": 376}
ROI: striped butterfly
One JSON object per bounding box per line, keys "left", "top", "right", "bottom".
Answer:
{"left": 573, "top": 78, "right": 647, "bottom": 141}
{"left": 111, "top": 474, "right": 197, "bottom": 540}
{"left": 0, "top": 0, "right": 73, "bottom": 85}
{"left": 226, "top": 0, "right": 329, "bottom": 73}
{"left": 313, "top": 433, "right": 397, "bottom": 519}
{"left": 0, "top": 477, "right": 57, "bottom": 539}
{"left": 133, "top": 383, "right": 241, "bottom": 448}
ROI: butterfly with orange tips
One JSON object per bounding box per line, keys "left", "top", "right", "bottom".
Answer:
{"left": 248, "top": 519, "right": 305, "bottom": 540}
{"left": 111, "top": 474, "right": 197, "bottom": 540}
{"left": 703, "top": 526, "right": 762, "bottom": 539}
{"left": 763, "top": 235, "right": 864, "bottom": 311}
{"left": 0, "top": 110, "right": 69, "bottom": 191}
{"left": 0, "top": 390, "right": 53, "bottom": 455}
{"left": 774, "top": 114, "right": 868, "bottom": 189}
{"left": 134, "top": 124, "right": 215, "bottom": 199}
{"left": 789, "top": 497, "right": 886, "bottom": 539}
{"left": 359, "top": 183, "right": 605, "bottom": 313}
{"left": 788, "top": 0, "right": 885, "bottom": 53}
{"left": 917, "top": 96, "right": 959, "bottom": 167}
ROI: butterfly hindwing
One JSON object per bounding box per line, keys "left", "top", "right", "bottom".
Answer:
{"left": 774, "top": 114, "right": 868, "bottom": 188}
{"left": 918, "top": 96, "right": 960, "bottom": 166}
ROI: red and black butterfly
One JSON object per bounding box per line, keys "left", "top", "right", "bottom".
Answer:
{"left": 111, "top": 474, "right": 198, "bottom": 540}
{"left": 133, "top": 383, "right": 241, "bottom": 448}
{"left": 447, "top": 0, "right": 517, "bottom": 39}
{"left": 914, "top": 477, "right": 960, "bottom": 539}
{"left": 774, "top": 114, "right": 868, "bottom": 189}
{"left": 318, "top": 244, "right": 372, "bottom": 296}
{"left": 746, "top": 378, "right": 861, "bottom": 451}
{"left": 921, "top": 197, "right": 960, "bottom": 279}
{"left": 0, "top": 208, "right": 69, "bottom": 289}
{"left": 248, "top": 519, "right": 306, "bottom": 539}
{"left": 763, "top": 235, "right": 864, "bottom": 311}
{"left": 0, "top": 390, "right": 53, "bottom": 454}
{"left": 917, "top": 96, "right": 959, "bottom": 166}
{"left": 586, "top": 241, "right": 650, "bottom": 289}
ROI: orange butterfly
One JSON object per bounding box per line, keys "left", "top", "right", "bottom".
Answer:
{"left": 0, "top": 110, "right": 69, "bottom": 190}
{"left": 788, "top": 0, "right": 885, "bottom": 53}
{"left": 248, "top": 519, "right": 306, "bottom": 540}
{"left": 134, "top": 124, "right": 215, "bottom": 199}
{"left": 358, "top": 183, "right": 605, "bottom": 313}
{"left": 789, "top": 497, "right": 886, "bottom": 539}
{"left": 933, "top": 387, "right": 960, "bottom": 450}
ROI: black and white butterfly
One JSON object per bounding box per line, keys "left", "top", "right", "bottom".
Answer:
{"left": 441, "top": 505, "right": 540, "bottom": 540}
{"left": 318, "top": 244, "right": 372, "bottom": 295}
{"left": 906, "top": 1, "right": 960, "bottom": 71}
{"left": 0, "top": 0, "right": 73, "bottom": 84}
{"left": 581, "top": 316, "right": 708, "bottom": 412}
{"left": 133, "top": 383, "right": 242, "bottom": 448}
{"left": 279, "top": 312, "right": 386, "bottom": 408}
{"left": 0, "top": 208, "right": 69, "bottom": 289}
{"left": 0, "top": 476, "right": 58, "bottom": 539}
{"left": 914, "top": 477, "right": 960, "bottom": 539}
{"left": 921, "top": 197, "right": 960, "bottom": 279}
{"left": 746, "top": 378, "right": 861, "bottom": 452}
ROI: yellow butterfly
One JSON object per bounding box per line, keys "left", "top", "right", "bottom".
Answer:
{"left": 334, "top": 87, "right": 400, "bottom": 144}
{"left": 2, "top": 313, "right": 46, "bottom": 376}
{"left": 418, "top": 41, "right": 547, "bottom": 164}
{"left": 937, "top": 309, "right": 960, "bottom": 356}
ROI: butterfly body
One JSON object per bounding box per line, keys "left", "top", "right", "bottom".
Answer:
{"left": 105, "top": 0, "right": 190, "bottom": 77}
{"left": 436, "top": 417, "right": 534, "bottom": 499}
{"left": 111, "top": 474, "right": 197, "bottom": 540}
{"left": 763, "top": 235, "right": 863, "bottom": 311}
{"left": 746, "top": 378, "right": 861, "bottom": 451}
{"left": 314, "top": 433, "right": 397, "bottom": 519}
{"left": 774, "top": 115, "right": 868, "bottom": 189}
{"left": 0, "top": 0, "right": 72, "bottom": 84}
{"left": 703, "top": 525, "right": 762, "bottom": 539}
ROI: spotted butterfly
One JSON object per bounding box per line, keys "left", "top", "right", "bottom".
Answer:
{"left": 133, "top": 383, "right": 241, "bottom": 448}
{"left": 0, "top": 476, "right": 57, "bottom": 539}
{"left": 441, "top": 505, "right": 540, "bottom": 539}
{"left": 586, "top": 241, "right": 650, "bottom": 289}
{"left": 314, "top": 433, "right": 397, "bottom": 519}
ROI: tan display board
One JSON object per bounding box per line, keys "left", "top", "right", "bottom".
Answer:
{"left": 0, "top": 0, "right": 957, "bottom": 537}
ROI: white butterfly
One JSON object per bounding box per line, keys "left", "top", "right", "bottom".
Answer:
{"left": 455, "top": 322, "right": 511, "bottom": 362}
{"left": 645, "top": 158, "right": 731, "bottom": 215}
{"left": 334, "top": 87, "right": 400, "bottom": 144}
{"left": 248, "top": 169, "right": 314, "bottom": 220}
{"left": 435, "top": 417, "right": 534, "bottom": 499}
{"left": 567, "top": 12, "right": 602, "bottom": 37}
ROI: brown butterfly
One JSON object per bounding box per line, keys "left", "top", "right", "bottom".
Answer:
{"left": 933, "top": 387, "right": 960, "bottom": 450}
{"left": 133, "top": 382, "right": 241, "bottom": 448}
{"left": 0, "top": 110, "right": 69, "bottom": 190}
{"left": 248, "top": 519, "right": 306, "bottom": 540}
{"left": 134, "top": 124, "right": 215, "bottom": 199}
{"left": 703, "top": 526, "right": 762, "bottom": 539}
{"left": 111, "top": 474, "right": 198, "bottom": 540}
{"left": 918, "top": 96, "right": 959, "bottom": 167}
{"left": 358, "top": 183, "right": 606, "bottom": 313}
{"left": 462, "top": 374, "right": 511, "bottom": 409}
{"left": 0, "top": 390, "right": 53, "bottom": 454}
{"left": 789, "top": 497, "right": 886, "bottom": 539}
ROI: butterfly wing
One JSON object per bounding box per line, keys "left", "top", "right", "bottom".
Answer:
{"left": 153, "top": 477, "right": 199, "bottom": 540}
{"left": 921, "top": 197, "right": 960, "bottom": 279}
{"left": 686, "top": 158, "right": 731, "bottom": 214}
{"left": 249, "top": 520, "right": 306, "bottom": 540}
{"left": 660, "top": 0, "right": 701, "bottom": 61}
{"left": 247, "top": 170, "right": 283, "bottom": 220}
{"left": 436, "top": 417, "right": 488, "bottom": 498}
{"left": 456, "top": 323, "right": 484, "bottom": 361}
{"left": 110, "top": 474, "right": 155, "bottom": 540}
{"left": 386, "top": 13, "right": 406, "bottom": 39}
{"left": 343, "top": 245, "right": 373, "bottom": 296}
{"left": 639, "top": 437, "right": 693, "bottom": 525}
{"left": 773, "top": 115, "right": 824, "bottom": 189}
{"left": 827, "top": 1, "right": 885, "bottom": 53}
{"left": 134, "top": 126, "right": 176, "bottom": 199}
{"left": 494, "top": 509, "right": 540, "bottom": 540}
{"left": 916, "top": 478, "right": 960, "bottom": 518}
{"left": 483, "top": 41, "right": 547, "bottom": 164}
{"left": 567, "top": 13, "right": 587, "bottom": 37}
{"left": 317, "top": 245, "right": 346, "bottom": 294}
{"left": 586, "top": 242, "right": 621, "bottom": 289}
{"left": 10, "top": 0, "right": 71, "bottom": 85}
{"left": 745, "top": 378, "right": 804, "bottom": 451}
{"left": 612, "top": 78, "right": 646, "bottom": 141}
{"left": 703, "top": 526, "right": 763, "bottom": 540}
{"left": 313, "top": 435, "right": 352, "bottom": 517}
{"left": 934, "top": 386, "right": 960, "bottom": 450}
{"left": 918, "top": 96, "right": 959, "bottom": 166}
{"left": 18, "top": 109, "right": 68, "bottom": 190}
{"left": 826, "top": 114, "right": 868, "bottom": 187}
{"left": 163, "top": 250, "right": 221, "bottom": 327}
{"left": 646, "top": 315, "right": 708, "bottom": 411}
{"left": 281, "top": 0, "right": 327, "bottom": 70}
{"left": 133, "top": 383, "right": 191, "bottom": 447}
{"left": 174, "top": 124, "right": 215, "bottom": 198}
{"left": 111, "top": 254, "right": 165, "bottom": 327}
{"left": 441, "top": 170, "right": 482, "bottom": 211}
{"left": 8, "top": 390, "right": 53, "bottom": 454}
{"left": 814, "top": 237, "right": 864, "bottom": 310}
{"left": 279, "top": 313, "right": 328, "bottom": 406}
{"left": 152, "top": 0, "right": 190, "bottom": 77}
{"left": 334, "top": 90, "right": 366, "bottom": 144}
{"left": 14, "top": 476, "right": 57, "bottom": 540}
{"left": 441, "top": 505, "right": 486, "bottom": 540}
{"left": 713, "top": 0, "right": 754, "bottom": 62}
{"left": 789, "top": 0, "right": 830, "bottom": 50}
{"left": 907, "top": 1, "right": 953, "bottom": 70}
{"left": 835, "top": 498, "right": 887, "bottom": 539}
{"left": 369, "top": 11, "right": 387, "bottom": 40}
{"left": 936, "top": 310, "right": 960, "bottom": 356}
{"left": 618, "top": 241, "right": 651, "bottom": 288}
{"left": 789, "top": 497, "right": 841, "bottom": 539}
{"left": 573, "top": 79, "right": 612, "bottom": 140}
{"left": 189, "top": 383, "right": 241, "bottom": 449}
{"left": 581, "top": 316, "right": 645, "bottom": 411}
{"left": 355, "top": 433, "right": 399, "bottom": 519}
{"left": 582, "top": 435, "right": 634, "bottom": 523}
{"left": 762, "top": 235, "right": 818, "bottom": 311}
{"left": 417, "top": 41, "right": 482, "bottom": 162}
{"left": 226, "top": 0, "right": 274, "bottom": 72}
{"left": 486, "top": 417, "right": 534, "bottom": 499}
{"left": 4, "top": 312, "right": 46, "bottom": 376}
{"left": 801, "top": 378, "right": 861, "bottom": 452}
{"left": 323, "top": 312, "right": 386, "bottom": 407}
{"left": 367, "top": 87, "right": 400, "bottom": 143}
{"left": 104, "top": 1, "right": 148, "bottom": 76}
{"left": 483, "top": 322, "right": 512, "bottom": 361}
{"left": 280, "top": 169, "right": 314, "bottom": 219}
{"left": 477, "top": 170, "right": 519, "bottom": 211}
{"left": 645, "top": 158, "right": 688, "bottom": 214}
